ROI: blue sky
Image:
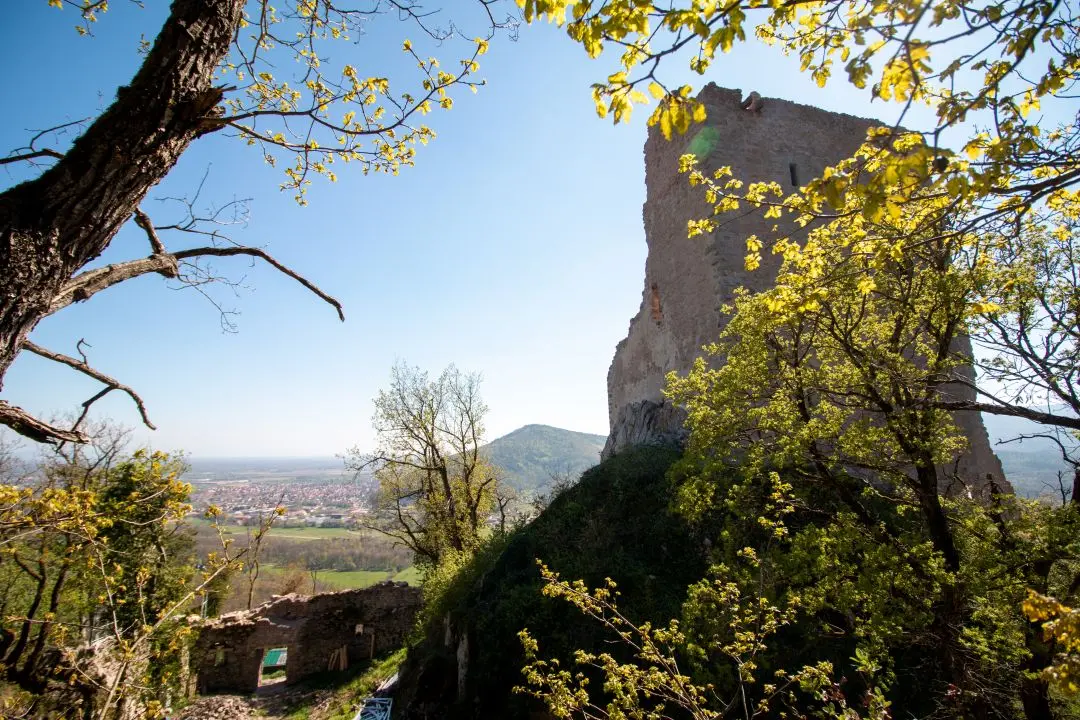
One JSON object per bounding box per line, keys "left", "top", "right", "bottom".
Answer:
{"left": 0, "top": 1, "right": 1020, "bottom": 457}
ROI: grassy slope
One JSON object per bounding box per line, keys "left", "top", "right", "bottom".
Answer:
{"left": 398, "top": 446, "right": 706, "bottom": 719}
{"left": 254, "top": 565, "right": 420, "bottom": 591}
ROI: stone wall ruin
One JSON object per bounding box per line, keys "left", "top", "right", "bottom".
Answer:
{"left": 604, "top": 84, "right": 1007, "bottom": 495}
{"left": 192, "top": 582, "right": 421, "bottom": 694}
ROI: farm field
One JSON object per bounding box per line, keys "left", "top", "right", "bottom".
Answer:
{"left": 192, "top": 519, "right": 365, "bottom": 541}
{"left": 317, "top": 567, "right": 419, "bottom": 588}
{"left": 258, "top": 564, "right": 418, "bottom": 590}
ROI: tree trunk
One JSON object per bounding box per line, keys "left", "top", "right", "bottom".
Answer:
{"left": 0, "top": 0, "right": 243, "bottom": 391}
{"left": 915, "top": 463, "right": 961, "bottom": 572}
{"left": 1020, "top": 657, "right": 1055, "bottom": 720}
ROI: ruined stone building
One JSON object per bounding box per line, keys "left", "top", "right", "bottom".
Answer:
{"left": 603, "top": 84, "right": 1006, "bottom": 493}
{"left": 192, "top": 582, "right": 421, "bottom": 694}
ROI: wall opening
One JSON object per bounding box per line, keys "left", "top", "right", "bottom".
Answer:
{"left": 259, "top": 646, "right": 288, "bottom": 687}
{"left": 788, "top": 163, "right": 799, "bottom": 187}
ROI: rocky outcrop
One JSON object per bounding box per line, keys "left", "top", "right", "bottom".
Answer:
{"left": 603, "top": 400, "right": 687, "bottom": 457}
{"left": 604, "top": 84, "right": 1007, "bottom": 495}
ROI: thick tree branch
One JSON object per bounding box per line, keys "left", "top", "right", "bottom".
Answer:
{"left": 0, "top": 402, "right": 86, "bottom": 445}
{"left": 50, "top": 245, "right": 344, "bottom": 321}
{"left": 49, "top": 256, "right": 179, "bottom": 314}
{"left": 21, "top": 340, "right": 155, "bottom": 432}
{"left": 934, "top": 399, "right": 1080, "bottom": 431}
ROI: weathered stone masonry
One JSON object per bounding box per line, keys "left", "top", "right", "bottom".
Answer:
{"left": 604, "top": 84, "right": 1007, "bottom": 495}
{"left": 192, "top": 582, "right": 421, "bottom": 694}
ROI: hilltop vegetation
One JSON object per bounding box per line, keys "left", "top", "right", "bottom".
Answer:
{"left": 483, "top": 424, "right": 606, "bottom": 494}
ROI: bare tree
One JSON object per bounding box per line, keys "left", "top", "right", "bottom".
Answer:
{"left": 243, "top": 499, "right": 286, "bottom": 610}
{"left": 346, "top": 363, "right": 507, "bottom": 567}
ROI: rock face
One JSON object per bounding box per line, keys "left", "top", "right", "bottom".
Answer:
{"left": 192, "top": 582, "right": 420, "bottom": 694}
{"left": 604, "top": 84, "right": 1007, "bottom": 495}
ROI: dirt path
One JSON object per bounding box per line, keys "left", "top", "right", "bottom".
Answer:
{"left": 175, "top": 684, "right": 346, "bottom": 720}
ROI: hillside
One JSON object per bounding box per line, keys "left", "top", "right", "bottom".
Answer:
{"left": 395, "top": 446, "right": 703, "bottom": 719}
{"left": 483, "top": 424, "right": 606, "bottom": 494}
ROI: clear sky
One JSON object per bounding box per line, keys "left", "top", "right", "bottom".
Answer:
{"left": 0, "top": 1, "right": 1021, "bottom": 457}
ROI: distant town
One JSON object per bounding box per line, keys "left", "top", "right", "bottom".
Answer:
{"left": 183, "top": 457, "right": 377, "bottom": 527}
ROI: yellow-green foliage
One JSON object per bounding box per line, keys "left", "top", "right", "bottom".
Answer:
{"left": 45, "top": 0, "right": 492, "bottom": 204}
{"left": 518, "top": 476, "right": 891, "bottom": 720}
{"left": 1026, "top": 591, "right": 1080, "bottom": 694}
{"left": 517, "top": 0, "right": 1077, "bottom": 256}
{"left": 0, "top": 448, "right": 201, "bottom": 718}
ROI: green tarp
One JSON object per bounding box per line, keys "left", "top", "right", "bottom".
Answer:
{"left": 262, "top": 648, "right": 287, "bottom": 667}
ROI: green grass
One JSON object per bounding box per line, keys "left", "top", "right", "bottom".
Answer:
{"left": 317, "top": 567, "right": 420, "bottom": 588}
{"left": 257, "top": 565, "right": 419, "bottom": 590}
{"left": 393, "top": 566, "right": 422, "bottom": 584}
{"left": 282, "top": 649, "right": 407, "bottom": 720}
{"left": 317, "top": 569, "right": 398, "bottom": 588}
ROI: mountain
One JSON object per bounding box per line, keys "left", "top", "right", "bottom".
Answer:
{"left": 483, "top": 424, "right": 606, "bottom": 495}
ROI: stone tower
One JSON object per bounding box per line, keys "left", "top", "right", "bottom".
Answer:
{"left": 604, "top": 84, "right": 1007, "bottom": 494}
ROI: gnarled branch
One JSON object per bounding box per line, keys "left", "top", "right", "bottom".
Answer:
{"left": 132, "top": 209, "right": 167, "bottom": 256}
{"left": 21, "top": 340, "right": 156, "bottom": 433}
{"left": 50, "top": 245, "right": 344, "bottom": 321}
{"left": 0, "top": 402, "right": 86, "bottom": 445}
{"left": 176, "top": 246, "right": 345, "bottom": 321}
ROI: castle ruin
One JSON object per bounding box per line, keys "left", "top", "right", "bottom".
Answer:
{"left": 192, "top": 582, "right": 421, "bottom": 694}
{"left": 603, "top": 84, "right": 1007, "bottom": 494}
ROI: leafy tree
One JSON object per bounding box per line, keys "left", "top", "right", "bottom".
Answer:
{"left": 347, "top": 362, "right": 511, "bottom": 568}
{"left": 519, "top": 0, "right": 1078, "bottom": 436}
{"left": 1025, "top": 592, "right": 1080, "bottom": 695}
{"left": 0, "top": 1, "right": 511, "bottom": 445}
{"left": 507, "top": 2, "right": 1080, "bottom": 717}
{"left": 518, "top": 178, "right": 1080, "bottom": 717}
{"left": 520, "top": 563, "right": 890, "bottom": 720}
{"left": 0, "top": 437, "right": 195, "bottom": 717}
{"left": 96, "top": 451, "right": 196, "bottom": 640}
{"left": 0, "top": 430, "right": 283, "bottom": 718}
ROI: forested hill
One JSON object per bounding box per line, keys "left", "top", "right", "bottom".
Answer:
{"left": 483, "top": 424, "right": 606, "bottom": 494}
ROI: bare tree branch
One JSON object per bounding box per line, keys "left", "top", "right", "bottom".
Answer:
{"left": 935, "top": 399, "right": 1080, "bottom": 431}
{"left": 2, "top": 117, "right": 89, "bottom": 169}
{"left": 132, "top": 209, "right": 167, "bottom": 256}
{"left": 50, "top": 245, "right": 344, "bottom": 321}
{"left": 0, "top": 402, "right": 87, "bottom": 445}
{"left": 21, "top": 340, "right": 156, "bottom": 433}
{"left": 0, "top": 150, "right": 64, "bottom": 167}
{"left": 176, "top": 246, "right": 345, "bottom": 321}
{"left": 996, "top": 431, "right": 1079, "bottom": 467}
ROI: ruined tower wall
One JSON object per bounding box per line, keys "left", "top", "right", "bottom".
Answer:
{"left": 192, "top": 582, "right": 421, "bottom": 694}
{"left": 604, "top": 84, "right": 1006, "bottom": 493}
